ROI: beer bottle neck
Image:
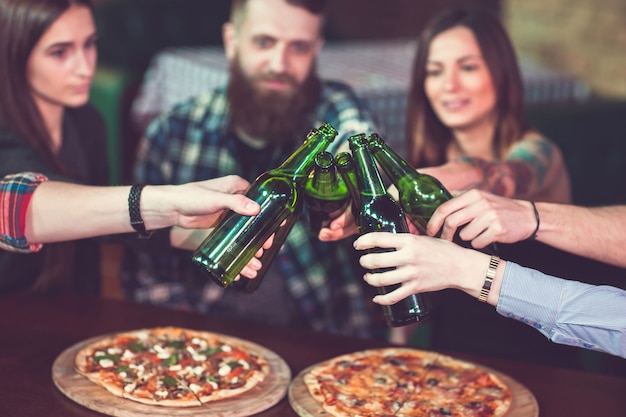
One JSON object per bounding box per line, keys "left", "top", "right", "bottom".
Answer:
{"left": 369, "top": 136, "right": 416, "bottom": 181}
{"left": 273, "top": 124, "right": 337, "bottom": 185}
{"left": 350, "top": 137, "right": 387, "bottom": 199}
{"left": 308, "top": 152, "right": 340, "bottom": 195}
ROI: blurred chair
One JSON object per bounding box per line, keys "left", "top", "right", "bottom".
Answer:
{"left": 89, "top": 0, "right": 230, "bottom": 184}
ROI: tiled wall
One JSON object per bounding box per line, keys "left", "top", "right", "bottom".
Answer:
{"left": 504, "top": 0, "right": 626, "bottom": 98}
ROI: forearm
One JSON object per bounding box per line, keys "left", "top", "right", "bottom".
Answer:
{"left": 535, "top": 203, "right": 626, "bottom": 268}
{"left": 25, "top": 182, "right": 179, "bottom": 243}
{"left": 423, "top": 136, "right": 567, "bottom": 202}
{"left": 497, "top": 262, "right": 626, "bottom": 358}
{"left": 423, "top": 158, "right": 531, "bottom": 198}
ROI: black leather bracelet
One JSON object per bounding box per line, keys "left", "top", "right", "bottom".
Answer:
{"left": 128, "top": 184, "right": 152, "bottom": 238}
{"left": 528, "top": 200, "right": 540, "bottom": 240}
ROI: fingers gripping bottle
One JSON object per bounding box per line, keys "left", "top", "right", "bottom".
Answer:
{"left": 191, "top": 123, "right": 338, "bottom": 289}
{"left": 367, "top": 133, "right": 497, "bottom": 255}
{"left": 349, "top": 134, "right": 431, "bottom": 327}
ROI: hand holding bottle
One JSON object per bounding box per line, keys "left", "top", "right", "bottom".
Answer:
{"left": 354, "top": 232, "right": 501, "bottom": 306}
{"left": 349, "top": 134, "right": 431, "bottom": 326}
{"left": 427, "top": 189, "right": 540, "bottom": 248}
{"left": 192, "top": 123, "right": 338, "bottom": 290}
{"left": 236, "top": 233, "right": 276, "bottom": 280}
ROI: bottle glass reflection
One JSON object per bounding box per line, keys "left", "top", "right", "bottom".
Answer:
{"left": 303, "top": 151, "right": 350, "bottom": 235}
{"left": 191, "top": 123, "right": 338, "bottom": 288}
{"left": 368, "top": 133, "right": 497, "bottom": 255}
{"left": 350, "top": 134, "right": 431, "bottom": 327}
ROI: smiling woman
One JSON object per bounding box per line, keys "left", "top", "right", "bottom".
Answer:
{"left": 0, "top": 0, "right": 110, "bottom": 294}
{"left": 405, "top": 7, "right": 571, "bottom": 204}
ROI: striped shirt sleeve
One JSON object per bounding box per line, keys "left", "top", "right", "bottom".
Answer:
{"left": 496, "top": 261, "right": 626, "bottom": 358}
{"left": 0, "top": 172, "right": 48, "bottom": 253}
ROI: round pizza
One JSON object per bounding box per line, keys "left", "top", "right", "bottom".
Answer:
{"left": 74, "top": 327, "right": 270, "bottom": 407}
{"left": 303, "top": 348, "right": 512, "bottom": 417}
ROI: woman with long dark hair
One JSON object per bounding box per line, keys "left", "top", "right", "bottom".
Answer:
{"left": 0, "top": 0, "right": 108, "bottom": 293}
{"left": 405, "top": 8, "right": 571, "bottom": 203}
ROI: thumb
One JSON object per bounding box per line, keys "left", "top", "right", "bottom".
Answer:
{"left": 221, "top": 193, "right": 260, "bottom": 216}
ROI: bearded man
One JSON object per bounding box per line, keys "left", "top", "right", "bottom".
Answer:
{"left": 122, "top": 0, "right": 383, "bottom": 339}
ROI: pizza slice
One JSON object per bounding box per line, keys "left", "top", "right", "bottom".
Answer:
{"left": 180, "top": 334, "right": 270, "bottom": 403}
{"left": 122, "top": 371, "right": 202, "bottom": 406}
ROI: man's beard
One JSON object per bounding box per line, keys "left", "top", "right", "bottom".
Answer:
{"left": 227, "top": 60, "right": 321, "bottom": 146}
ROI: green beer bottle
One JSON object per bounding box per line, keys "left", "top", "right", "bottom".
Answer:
{"left": 334, "top": 151, "right": 361, "bottom": 221}
{"left": 368, "top": 133, "right": 497, "bottom": 255}
{"left": 231, "top": 197, "right": 303, "bottom": 293}
{"left": 191, "top": 123, "right": 338, "bottom": 288}
{"left": 303, "top": 151, "right": 350, "bottom": 235}
{"left": 350, "top": 134, "right": 431, "bottom": 327}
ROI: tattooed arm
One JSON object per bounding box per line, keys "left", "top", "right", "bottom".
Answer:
{"left": 419, "top": 136, "right": 572, "bottom": 203}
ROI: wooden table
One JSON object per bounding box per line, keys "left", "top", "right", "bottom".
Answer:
{"left": 1, "top": 291, "right": 624, "bottom": 417}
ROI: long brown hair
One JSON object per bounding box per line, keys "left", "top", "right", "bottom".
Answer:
{"left": 405, "top": 7, "right": 528, "bottom": 167}
{"left": 0, "top": 0, "right": 94, "bottom": 292}
{"left": 0, "top": 0, "right": 94, "bottom": 171}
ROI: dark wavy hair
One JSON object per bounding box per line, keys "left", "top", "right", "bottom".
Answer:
{"left": 0, "top": 0, "right": 94, "bottom": 293}
{"left": 405, "top": 7, "right": 528, "bottom": 167}
{"left": 0, "top": 0, "right": 94, "bottom": 172}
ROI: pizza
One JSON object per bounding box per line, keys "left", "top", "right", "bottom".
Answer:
{"left": 303, "top": 348, "right": 512, "bottom": 417}
{"left": 74, "top": 327, "right": 270, "bottom": 407}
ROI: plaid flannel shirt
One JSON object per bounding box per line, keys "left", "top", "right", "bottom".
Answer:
{"left": 0, "top": 172, "right": 48, "bottom": 253}
{"left": 123, "top": 81, "right": 384, "bottom": 338}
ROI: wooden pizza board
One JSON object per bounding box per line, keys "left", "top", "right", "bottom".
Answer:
{"left": 52, "top": 331, "right": 291, "bottom": 417}
{"left": 288, "top": 348, "right": 539, "bottom": 417}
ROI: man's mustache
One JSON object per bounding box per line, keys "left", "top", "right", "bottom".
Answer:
{"left": 257, "top": 73, "right": 297, "bottom": 85}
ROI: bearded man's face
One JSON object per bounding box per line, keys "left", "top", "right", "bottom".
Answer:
{"left": 222, "top": 0, "right": 325, "bottom": 144}
{"left": 227, "top": 57, "right": 320, "bottom": 144}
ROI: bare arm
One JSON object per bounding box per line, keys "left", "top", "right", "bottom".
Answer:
{"left": 428, "top": 189, "right": 626, "bottom": 268}
{"left": 535, "top": 203, "right": 626, "bottom": 268}
{"left": 420, "top": 136, "right": 571, "bottom": 203}
{"left": 24, "top": 176, "right": 260, "bottom": 243}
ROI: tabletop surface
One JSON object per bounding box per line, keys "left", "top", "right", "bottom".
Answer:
{"left": 1, "top": 291, "right": 624, "bottom": 417}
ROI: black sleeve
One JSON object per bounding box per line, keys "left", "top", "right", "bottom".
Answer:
{"left": 0, "top": 130, "right": 66, "bottom": 181}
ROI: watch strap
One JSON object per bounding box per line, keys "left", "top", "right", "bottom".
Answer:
{"left": 128, "top": 184, "right": 152, "bottom": 238}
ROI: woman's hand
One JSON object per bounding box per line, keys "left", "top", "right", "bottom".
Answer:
{"left": 354, "top": 232, "right": 490, "bottom": 305}
{"left": 427, "top": 189, "right": 538, "bottom": 248}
